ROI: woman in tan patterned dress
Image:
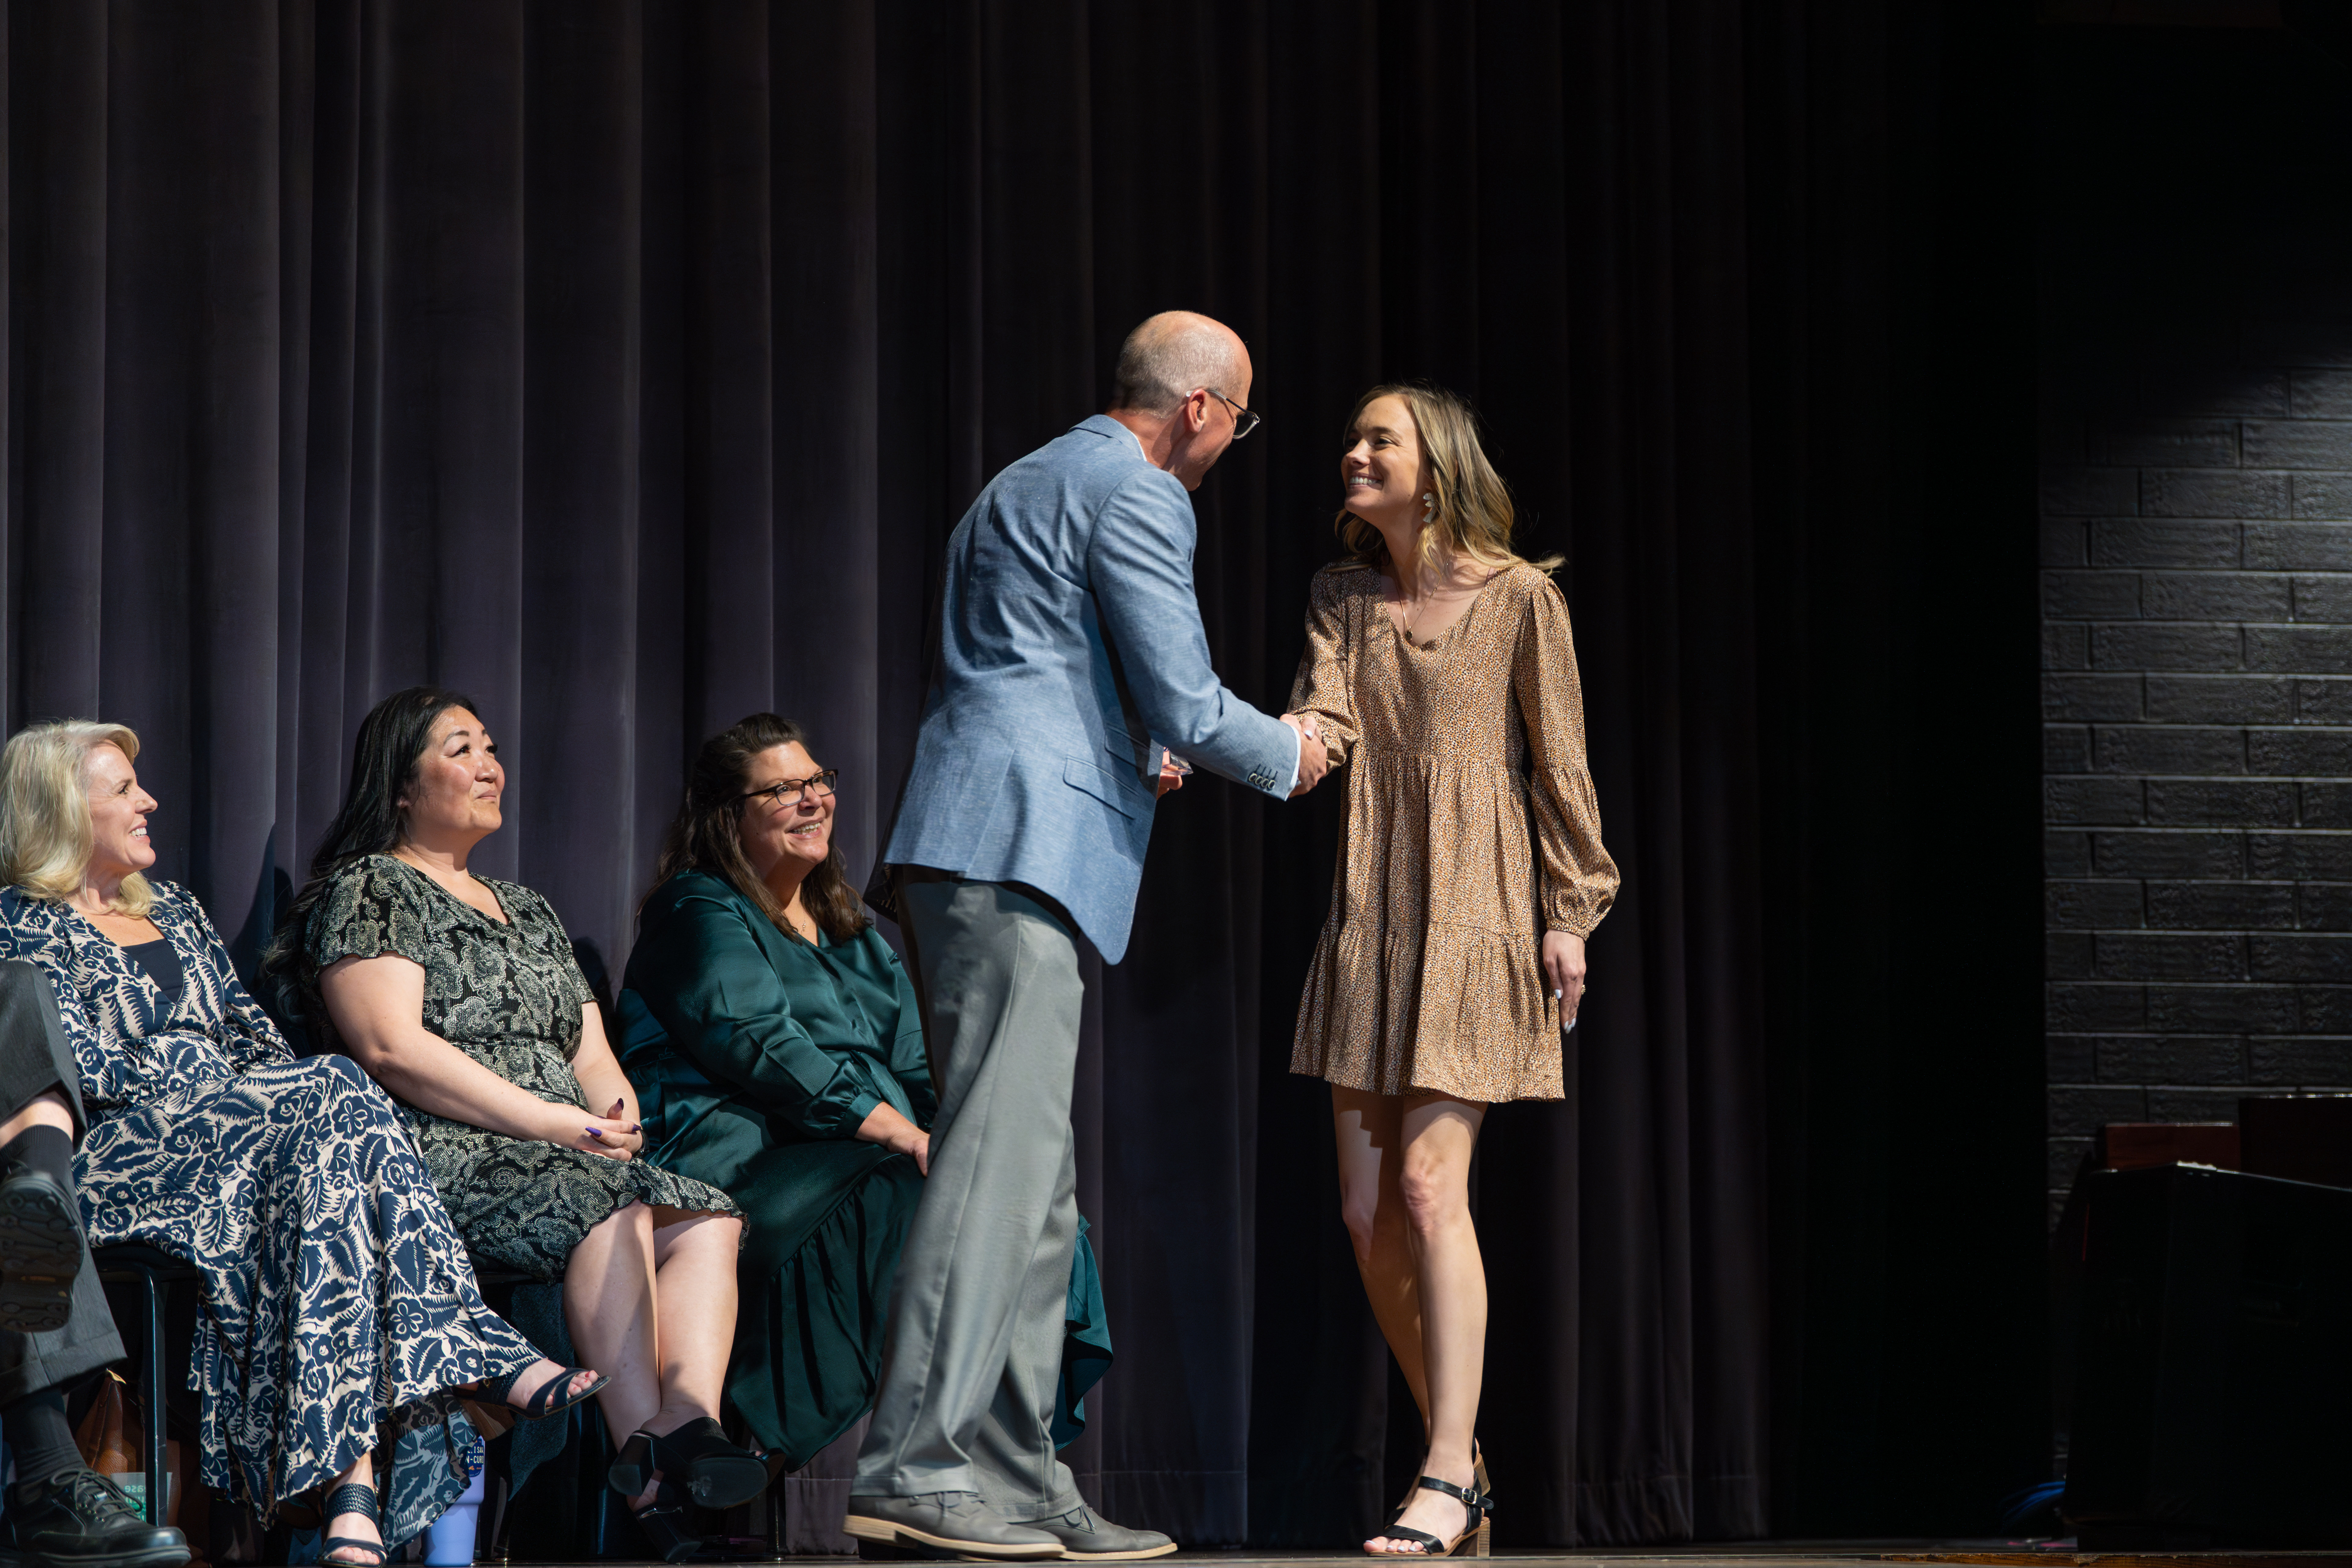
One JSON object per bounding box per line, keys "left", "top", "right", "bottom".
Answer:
{"left": 1288, "top": 384, "right": 1618, "bottom": 1557}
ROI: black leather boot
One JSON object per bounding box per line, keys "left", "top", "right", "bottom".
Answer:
{"left": 4, "top": 1467, "right": 189, "bottom": 1568}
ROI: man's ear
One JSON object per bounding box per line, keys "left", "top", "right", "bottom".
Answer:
{"left": 1187, "top": 389, "right": 1212, "bottom": 433}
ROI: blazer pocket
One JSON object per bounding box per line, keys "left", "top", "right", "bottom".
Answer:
{"left": 1105, "top": 728, "right": 1155, "bottom": 771}
{"left": 1063, "top": 756, "right": 1149, "bottom": 821}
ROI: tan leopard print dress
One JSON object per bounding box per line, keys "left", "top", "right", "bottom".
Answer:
{"left": 1288, "top": 560, "right": 1619, "bottom": 1102}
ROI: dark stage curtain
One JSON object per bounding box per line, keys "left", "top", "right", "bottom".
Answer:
{"left": 0, "top": 0, "right": 2043, "bottom": 1547}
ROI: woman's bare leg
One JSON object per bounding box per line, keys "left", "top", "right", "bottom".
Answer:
{"left": 563, "top": 1203, "right": 742, "bottom": 1508}
{"left": 1332, "top": 1086, "right": 1430, "bottom": 1427}
{"left": 1365, "top": 1093, "right": 1487, "bottom": 1555}
{"left": 564, "top": 1203, "right": 662, "bottom": 1445}
{"left": 644, "top": 1208, "right": 741, "bottom": 1433}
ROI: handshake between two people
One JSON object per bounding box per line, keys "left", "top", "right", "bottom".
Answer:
{"left": 1154, "top": 713, "right": 1332, "bottom": 799}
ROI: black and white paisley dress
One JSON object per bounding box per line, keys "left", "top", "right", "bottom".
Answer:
{"left": 299, "top": 857, "right": 738, "bottom": 1282}
{"left": 0, "top": 881, "right": 539, "bottom": 1546}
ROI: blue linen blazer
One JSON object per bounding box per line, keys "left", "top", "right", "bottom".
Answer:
{"left": 882, "top": 414, "right": 1299, "bottom": 962}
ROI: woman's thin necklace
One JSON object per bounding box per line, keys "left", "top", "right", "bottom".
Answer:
{"left": 1396, "top": 559, "right": 1442, "bottom": 641}
{"left": 1398, "top": 577, "right": 1427, "bottom": 641}
{"left": 1397, "top": 560, "right": 1484, "bottom": 643}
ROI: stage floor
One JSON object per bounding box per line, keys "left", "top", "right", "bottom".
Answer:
{"left": 506, "top": 1551, "right": 2352, "bottom": 1567}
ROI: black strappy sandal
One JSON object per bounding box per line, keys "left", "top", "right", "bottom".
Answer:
{"left": 480, "top": 1361, "right": 609, "bottom": 1420}
{"left": 319, "top": 1481, "right": 386, "bottom": 1567}
{"left": 609, "top": 1416, "right": 768, "bottom": 1511}
{"left": 1369, "top": 1475, "right": 1494, "bottom": 1559}
{"left": 1391, "top": 1443, "right": 1491, "bottom": 1526}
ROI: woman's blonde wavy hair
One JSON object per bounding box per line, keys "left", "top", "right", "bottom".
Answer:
{"left": 0, "top": 721, "right": 154, "bottom": 916}
{"left": 1333, "top": 382, "right": 1561, "bottom": 577}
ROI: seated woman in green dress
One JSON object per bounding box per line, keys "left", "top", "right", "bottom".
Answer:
{"left": 615, "top": 714, "right": 936, "bottom": 1471}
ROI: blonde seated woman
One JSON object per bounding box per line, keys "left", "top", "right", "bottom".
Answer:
{"left": 0, "top": 721, "right": 605, "bottom": 1566}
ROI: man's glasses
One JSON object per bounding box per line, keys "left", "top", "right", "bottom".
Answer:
{"left": 1207, "top": 389, "right": 1260, "bottom": 440}
{"left": 743, "top": 770, "right": 839, "bottom": 806}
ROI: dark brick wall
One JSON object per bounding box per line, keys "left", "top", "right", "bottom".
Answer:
{"left": 2042, "top": 361, "right": 2352, "bottom": 1215}
{"left": 2039, "top": 26, "right": 2352, "bottom": 1225}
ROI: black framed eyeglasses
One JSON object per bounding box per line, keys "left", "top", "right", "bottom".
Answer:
{"left": 742, "top": 769, "right": 838, "bottom": 806}
{"left": 1207, "top": 389, "right": 1260, "bottom": 440}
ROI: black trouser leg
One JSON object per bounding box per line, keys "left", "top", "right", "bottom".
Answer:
{"left": 0, "top": 961, "right": 123, "bottom": 1402}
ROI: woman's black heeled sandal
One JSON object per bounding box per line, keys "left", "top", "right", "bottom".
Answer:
{"left": 1429, "top": 1446, "right": 1494, "bottom": 1540}
{"left": 608, "top": 1429, "right": 657, "bottom": 1500}
{"left": 481, "top": 1362, "right": 609, "bottom": 1420}
{"left": 1392, "top": 1445, "right": 1490, "bottom": 1529}
{"left": 319, "top": 1481, "right": 387, "bottom": 1567}
{"left": 1371, "top": 1475, "right": 1494, "bottom": 1559}
{"left": 650, "top": 1416, "right": 769, "bottom": 1510}
{"left": 629, "top": 1478, "right": 699, "bottom": 1564}
{"left": 609, "top": 1418, "right": 768, "bottom": 1516}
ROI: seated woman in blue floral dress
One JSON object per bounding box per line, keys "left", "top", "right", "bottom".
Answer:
{"left": 267, "top": 688, "right": 760, "bottom": 1563}
{"left": 0, "top": 721, "right": 604, "bottom": 1568}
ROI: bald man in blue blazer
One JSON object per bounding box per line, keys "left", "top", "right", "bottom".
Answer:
{"left": 847, "top": 313, "right": 1325, "bottom": 1562}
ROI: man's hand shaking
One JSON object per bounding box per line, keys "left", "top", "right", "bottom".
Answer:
{"left": 1281, "top": 713, "right": 1330, "bottom": 797}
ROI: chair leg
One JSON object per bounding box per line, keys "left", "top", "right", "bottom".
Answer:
{"left": 487, "top": 1472, "right": 512, "bottom": 1564}
{"left": 141, "top": 1270, "right": 165, "bottom": 1527}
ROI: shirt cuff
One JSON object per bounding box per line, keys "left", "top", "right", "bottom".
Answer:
{"left": 844, "top": 1089, "right": 883, "bottom": 1133}
{"left": 1276, "top": 722, "right": 1302, "bottom": 797}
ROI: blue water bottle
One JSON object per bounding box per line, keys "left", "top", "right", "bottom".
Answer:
{"left": 422, "top": 1469, "right": 486, "bottom": 1566}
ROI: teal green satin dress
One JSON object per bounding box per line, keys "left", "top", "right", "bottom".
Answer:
{"left": 617, "top": 870, "right": 1108, "bottom": 1469}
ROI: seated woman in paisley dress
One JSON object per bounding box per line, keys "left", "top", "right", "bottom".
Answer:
{"left": 0, "top": 721, "right": 605, "bottom": 1568}
{"left": 267, "top": 687, "right": 763, "bottom": 1562}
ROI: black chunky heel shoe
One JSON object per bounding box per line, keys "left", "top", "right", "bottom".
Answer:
{"left": 1390, "top": 1443, "right": 1489, "bottom": 1529}
{"left": 629, "top": 1478, "right": 698, "bottom": 1564}
{"left": 1369, "top": 1475, "right": 1493, "bottom": 1559}
{"left": 607, "top": 1429, "right": 656, "bottom": 1501}
{"left": 645, "top": 1416, "right": 768, "bottom": 1510}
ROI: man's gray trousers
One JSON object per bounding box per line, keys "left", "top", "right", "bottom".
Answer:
{"left": 855, "top": 876, "right": 1085, "bottom": 1523}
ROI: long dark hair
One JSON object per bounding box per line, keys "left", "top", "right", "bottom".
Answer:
{"left": 653, "top": 714, "right": 867, "bottom": 944}
{"left": 262, "top": 685, "right": 484, "bottom": 1016}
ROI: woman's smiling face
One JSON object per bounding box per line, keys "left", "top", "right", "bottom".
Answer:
{"left": 1340, "top": 394, "right": 1427, "bottom": 531}
{"left": 737, "top": 742, "right": 834, "bottom": 882}
{"left": 84, "top": 743, "right": 158, "bottom": 884}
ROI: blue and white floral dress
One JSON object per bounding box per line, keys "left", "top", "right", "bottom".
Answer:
{"left": 0, "top": 880, "right": 541, "bottom": 1546}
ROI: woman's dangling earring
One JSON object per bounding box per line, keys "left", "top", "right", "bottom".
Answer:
{"left": 1422, "top": 492, "right": 1437, "bottom": 524}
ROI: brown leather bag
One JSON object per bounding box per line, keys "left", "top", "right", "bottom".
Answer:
{"left": 72, "top": 1372, "right": 139, "bottom": 1476}
{"left": 71, "top": 1372, "right": 185, "bottom": 1528}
